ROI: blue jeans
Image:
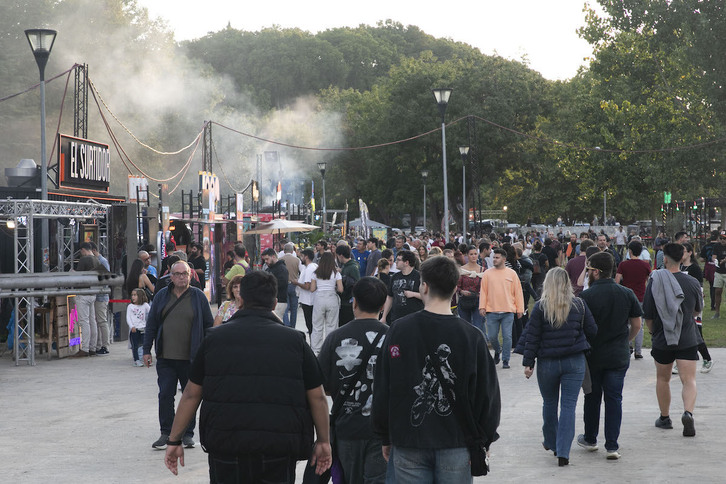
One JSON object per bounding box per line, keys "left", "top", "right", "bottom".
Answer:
{"left": 583, "top": 364, "right": 629, "bottom": 451}
{"left": 458, "top": 303, "right": 485, "bottom": 334}
{"left": 392, "top": 446, "right": 471, "bottom": 484}
{"left": 130, "top": 330, "right": 144, "bottom": 361}
{"left": 283, "top": 284, "right": 298, "bottom": 328}
{"left": 156, "top": 357, "right": 195, "bottom": 437}
{"left": 486, "top": 312, "right": 514, "bottom": 363}
{"left": 536, "top": 353, "right": 586, "bottom": 459}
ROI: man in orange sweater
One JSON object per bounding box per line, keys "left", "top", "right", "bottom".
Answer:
{"left": 479, "top": 248, "right": 525, "bottom": 369}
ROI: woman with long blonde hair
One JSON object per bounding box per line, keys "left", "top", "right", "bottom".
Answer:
{"left": 521, "top": 267, "right": 597, "bottom": 467}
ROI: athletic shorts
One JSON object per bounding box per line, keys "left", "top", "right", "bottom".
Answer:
{"left": 713, "top": 272, "right": 726, "bottom": 289}
{"left": 651, "top": 346, "right": 698, "bottom": 365}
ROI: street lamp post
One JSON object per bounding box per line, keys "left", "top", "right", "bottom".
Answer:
{"left": 459, "top": 146, "right": 469, "bottom": 244}
{"left": 25, "top": 28, "right": 57, "bottom": 273}
{"left": 432, "top": 88, "right": 452, "bottom": 242}
{"left": 317, "top": 162, "right": 327, "bottom": 233}
{"left": 421, "top": 170, "right": 429, "bottom": 232}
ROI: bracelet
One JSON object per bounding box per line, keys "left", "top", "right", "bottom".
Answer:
{"left": 167, "top": 440, "right": 182, "bottom": 446}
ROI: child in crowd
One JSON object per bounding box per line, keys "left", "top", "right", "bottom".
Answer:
{"left": 126, "top": 288, "right": 150, "bottom": 367}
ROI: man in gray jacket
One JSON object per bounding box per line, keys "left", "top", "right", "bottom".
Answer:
{"left": 643, "top": 243, "right": 702, "bottom": 437}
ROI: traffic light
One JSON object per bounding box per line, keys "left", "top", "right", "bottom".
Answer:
{"left": 664, "top": 191, "right": 672, "bottom": 204}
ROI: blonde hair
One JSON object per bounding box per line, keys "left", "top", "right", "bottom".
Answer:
{"left": 539, "top": 267, "right": 574, "bottom": 328}
{"left": 428, "top": 247, "right": 443, "bottom": 257}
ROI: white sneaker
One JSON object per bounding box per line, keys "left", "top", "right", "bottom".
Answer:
{"left": 606, "top": 450, "right": 621, "bottom": 460}
{"left": 133, "top": 360, "right": 144, "bottom": 367}
{"left": 701, "top": 360, "right": 714, "bottom": 373}
{"left": 672, "top": 365, "right": 679, "bottom": 375}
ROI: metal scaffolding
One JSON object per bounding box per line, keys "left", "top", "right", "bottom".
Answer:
{"left": 0, "top": 199, "right": 109, "bottom": 365}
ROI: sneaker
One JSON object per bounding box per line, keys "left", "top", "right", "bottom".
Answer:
{"left": 89, "top": 350, "right": 97, "bottom": 357}
{"left": 152, "top": 434, "right": 169, "bottom": 449}
{"left": 577, "top": 434, "right": 598, "bottom": 452}
{"left": 183, "top": 435, "right": 196, "bottom": 448}
{"left": 701, "top": 360, "right": 714, "bottom": 373}
{"left": 634, "top": 353, "right": 643, "bottom": 359}
{"left": 133, "top": 360, "right": 144, "bottom": 367}
{"left": 71, "top": 350, "right": 89, "bottom": 358}
{"left": 502, "top": 362, "right": 510, "bottom": 369}
{"left": 606, "top": 450, "right": 621, "bottom": 460}
{"left": 655, "top": 416, "right": 673, "bottom": 429}
{"left": 493, "top": 351, "right": 501, "bottom": 365}
{"left": 682, "top": 412, "right": 696, "bottom": 437}
{"left": 97, "top": 346, "right": 109, "bottom": 355}
{"left": 672, "top": 365, "right": 679, "bottom": 375}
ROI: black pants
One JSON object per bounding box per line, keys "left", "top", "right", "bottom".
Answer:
{"left": 339, "top": 304, "right": 354, "bottom": 326}
{"left": 301, "top": 303, "right": 313, "bottom": 336}
{"left": 208, "top": 453, "right": 296, "bottom": 484}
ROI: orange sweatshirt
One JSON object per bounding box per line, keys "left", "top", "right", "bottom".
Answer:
{"left": 478, "top": 267, "right": 525, "bottom": 314}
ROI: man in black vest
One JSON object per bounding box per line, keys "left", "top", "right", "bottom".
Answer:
{"left": 163, "top": 270, "right": 332, "bottom": 483}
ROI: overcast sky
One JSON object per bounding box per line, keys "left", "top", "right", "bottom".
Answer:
{"left": 138, "top": 0, "right": 604, "bottom": 81}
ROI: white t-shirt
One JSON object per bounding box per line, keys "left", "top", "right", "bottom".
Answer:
{"left": 312, "top": 270, "right": 341, "bottom": 292}
{"left": 298, "top": 263, "right": 318, "bottom": 306}
{"left": 615, "top": 231, "right": 626, "bottom": 245}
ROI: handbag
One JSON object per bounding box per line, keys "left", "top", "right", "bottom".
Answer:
{"left": 426, "top": 347, "right": 489, "bottom": 476}
{"left": 303, "top": 331, "right": 386, "bottom": 484}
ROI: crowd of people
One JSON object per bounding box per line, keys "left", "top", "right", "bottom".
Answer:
{"left": 69, "top": 223, "right": 718, "bottom": 482}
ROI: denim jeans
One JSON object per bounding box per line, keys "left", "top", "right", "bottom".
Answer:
{"left": 583, "top": 364, "right": 629, "bottom": 451}
{"left": 283, "top": 284, "right": 298, "bottom": 328}
{"left": 485, "top": 312, "right": 514, "bottom": 363}
{"left": 458, "top": 303, "right": 485, "bottom": 334}
{"left": 536, "top": 353, "right": 586, "bottom": 459}
{"left": 336, "top": 438, "right": 387, "bottom": 484}
{"left": 156, "top": 357, "right": 195, "bottom": 437}
{"left": 208, "top": 453, "right": 295, "bottom": 484}
{"left": 129, "top": 330, "right": 144, "bottom": 361}
{"left": 392, "top": 446, "right": 471, "bottom": 484}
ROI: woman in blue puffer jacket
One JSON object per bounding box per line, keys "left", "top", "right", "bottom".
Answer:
{"left": 522, "top": 267, "right": 597, "bottom": 467}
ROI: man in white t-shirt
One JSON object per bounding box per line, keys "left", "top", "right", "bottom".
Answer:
{"left": 615, "top": 226, "right": 627, "bottom": 260}
{"left": 293, "top": 248, "right": 318, "bottom": 339}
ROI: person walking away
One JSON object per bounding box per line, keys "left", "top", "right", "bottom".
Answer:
{"left": 337, "top": 244, "right": 361, "bottom": 326}
{"left": 372, "top": 256, "right": 501, "bottom": 483}
{"left": 681, "top": 242, "right": 713, "bottom": 372}
{"left": 143, "top": 261, "right": 214, "bottom": 450}
{"left": 479, "top": 248, "right": 525, "bottom": 369}
{"left": 577, "top": 252, "right": 642, "bottom": 460}
{"left": 127, "top": 288, "right": 150, "bottom": 367}
{"left": 294, "top": 248, "right": 318, "bottom": 338}
{"left": 318, "top": 277, "right": 389, "bottom": 484}
{"left": 71, "top": 242, "right": 101, "bottom": 357}
{"left": 281, "top": 242, "right": 303, "bottom": 329}
{"left": 163, "top": 270, "right": 331, "bottom": 482}
{"left": 643, "top": 243, "right": 702, "bottom": 436}
{"left": 310, "top": 252, "right": 343, "bottom": 354}
{"left": 521, "top": 268, "right": 597, "bottom": 466}
{"left": 614, "top": 240, "right": 651, "bottom": 358}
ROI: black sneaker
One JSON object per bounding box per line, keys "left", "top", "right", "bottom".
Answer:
{"left": 183, "top": 435, "right": 196, "bottom": 448}
{"left": 89, "top": 350, "right": 97, "bottom": 356}
{"left": 502, "top": 362, "right": 510, "bottom": 369}
{"left": 655, "top": 416, "right": 673, "bottom": 429}
{"left": 97, "top": 346, "right": 109, "bottom": 355}
{"left": 682, "top": 412, "right": 695, "bottom": 437}
{"left": 493, "top": 351, "right": 501, "bottom": 365}
{"left": 152, "top": 434, "right": 169, "bottom": 449}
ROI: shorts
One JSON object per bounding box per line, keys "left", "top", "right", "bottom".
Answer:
{"left": 651, "top": 346, "right": 699, "bottom": 365}
{"left": 713, "top": 272, "right": 726, "bottom": 289}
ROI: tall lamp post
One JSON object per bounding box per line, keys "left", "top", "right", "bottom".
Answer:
{"left": 421, "top": 170, "right": 429, "bottom": 232}
{"left": 25, "top": 28, "right": 57, "bottom": 273}
{"left": 459, "top": 146, "right": 469, "bottom": 245}
{"left": 432, "top": 88, "right": 452, "bottom": 242}
{"left": 317, "top": 162, "right": 327, "bottom": 233}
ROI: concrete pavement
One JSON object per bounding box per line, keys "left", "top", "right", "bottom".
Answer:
{"left": 1, "top": 339, "right": 724, "bottom": 483}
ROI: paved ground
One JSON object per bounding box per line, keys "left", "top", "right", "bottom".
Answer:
{"left": 2, "top": 333, "right": 724, "bottom": 483}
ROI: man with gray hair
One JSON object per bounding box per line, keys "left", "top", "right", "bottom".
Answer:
{"left": 281, "top": 242, "right": 303, "bottom": 329}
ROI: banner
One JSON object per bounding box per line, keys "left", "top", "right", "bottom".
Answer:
{"left": 359, "top": 199, "right": 370, "bottom": 239}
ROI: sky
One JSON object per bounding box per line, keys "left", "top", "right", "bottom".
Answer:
{"left": 138, "top": 0, "right": 604, "bottom": 81}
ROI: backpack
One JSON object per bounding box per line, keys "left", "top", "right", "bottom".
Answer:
{"left": 532, "top": 257, "right": 541, "bottom": 275}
